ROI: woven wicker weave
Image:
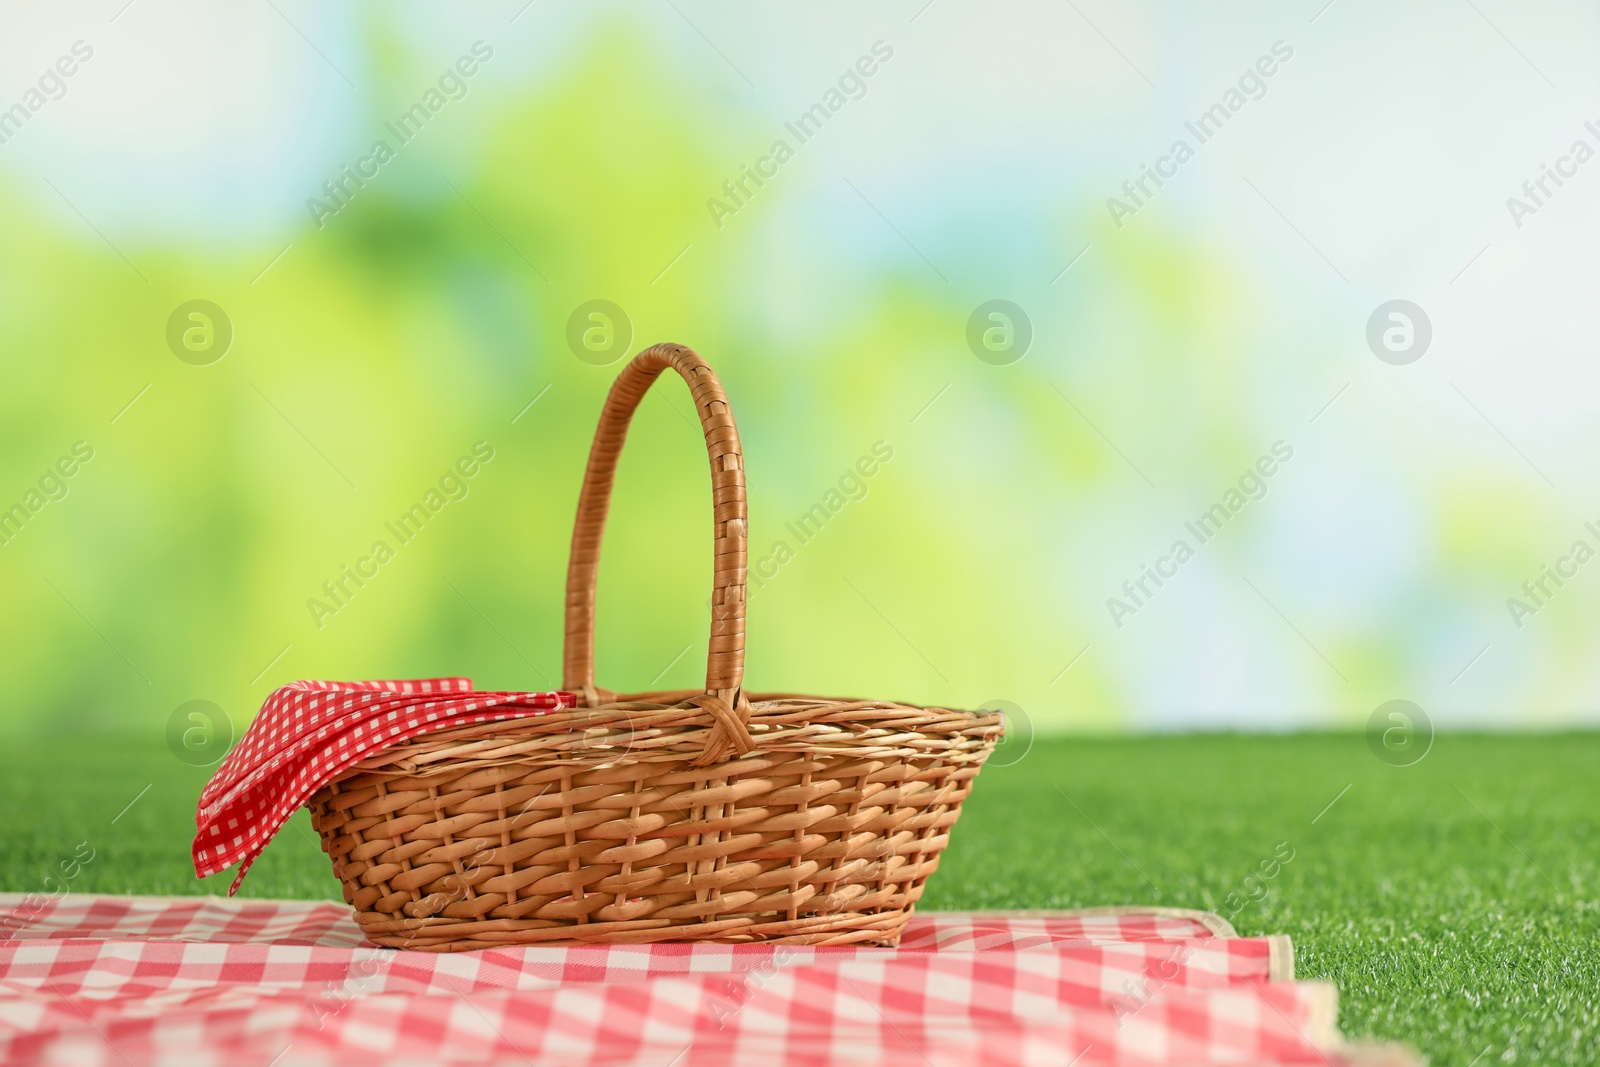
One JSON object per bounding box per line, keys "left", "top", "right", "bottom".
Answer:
{"left": 308, "top": 343, "right": 1003, "bottom": 950}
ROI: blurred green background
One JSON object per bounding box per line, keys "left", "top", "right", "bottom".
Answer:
{"left": 2, "top": 1, "right": 1597, "bottom": 749}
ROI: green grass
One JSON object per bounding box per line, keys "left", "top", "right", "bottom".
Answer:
{"left": 2, "top": 732, "right": 1594, "bottom": 1065}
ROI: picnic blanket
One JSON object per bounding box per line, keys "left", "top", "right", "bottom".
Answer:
{"left": 0, "top": 895, "right": 1415, "bottom": 1066}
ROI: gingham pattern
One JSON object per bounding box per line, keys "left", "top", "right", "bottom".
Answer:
{"left": 4, "top": 895, "right": 1231, "bottom": 951}
{"left": 0, "top": 896, "right": 1382, "bottom": 1067}
{"left": 192, "top": 679, "right": 577, "bottom": 892}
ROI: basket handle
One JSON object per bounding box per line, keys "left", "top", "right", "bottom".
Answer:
{"left": 563, "top": 343, "right": 753, "bottom": 762}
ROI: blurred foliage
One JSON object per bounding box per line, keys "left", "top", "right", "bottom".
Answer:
{"left": 0, "top": 18, "right": 1581, "bottom": 739}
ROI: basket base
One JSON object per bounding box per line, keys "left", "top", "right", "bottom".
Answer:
{"left": 352, "top": 908, "right": 914, "bottom": 952}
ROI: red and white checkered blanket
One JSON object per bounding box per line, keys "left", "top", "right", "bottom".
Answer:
{"left": 0, "top": 895, "right": 1405, "bottom": 1066}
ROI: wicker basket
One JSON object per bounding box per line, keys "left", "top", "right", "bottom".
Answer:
{"left": 307, "top": 343, "right": 1003, "bottom": 950}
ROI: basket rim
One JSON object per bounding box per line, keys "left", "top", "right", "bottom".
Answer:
{"left": 320, "top": 690, "right": 1005, "bottom": 780}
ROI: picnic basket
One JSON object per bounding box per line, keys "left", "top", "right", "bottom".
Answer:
{"left": 306, "top": 343, "right": 1004, "bottom": 950}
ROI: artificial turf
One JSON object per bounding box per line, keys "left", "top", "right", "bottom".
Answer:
{"left": 1, "top": 731, "right": 1593, "bottom": 1065}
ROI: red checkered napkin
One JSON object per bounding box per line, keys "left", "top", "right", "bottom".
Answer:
{"left": 0, "top": 897, "right": 1380, "bottom": 1067}
{"left": 192, "top": 679, "right": 576, "bottom": 893}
